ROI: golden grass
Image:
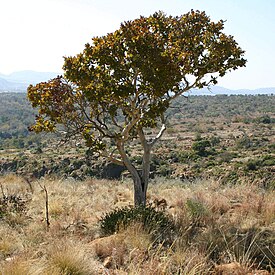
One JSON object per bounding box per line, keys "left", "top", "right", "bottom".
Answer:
{"left": 0, "top": 226, "right": 23, "bottom": 259}
{"left": 0, "top": 175, "right": 274, "bottom": 274}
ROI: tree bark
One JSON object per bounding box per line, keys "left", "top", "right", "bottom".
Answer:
{"left": 117, "top": 139, "right": 150, "bottom": 206}
{"left": 132, "top": 173, "right": 147, "bottom": 206}
{"left": 129, "top": 147, "right": 151, "bottom": 206}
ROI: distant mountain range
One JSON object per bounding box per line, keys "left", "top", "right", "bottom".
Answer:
{"left": 188, "top": 86, "right": 275, "bottom": 96}
{"left": 0, "top": 70, "right": 274, "bottom": 95}
{"left": 0, "top": 71, "right": 59, "bottom": 92}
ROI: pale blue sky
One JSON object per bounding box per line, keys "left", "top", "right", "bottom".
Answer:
{"left": 0, "top": 0, "right": 274, "bottom": 89}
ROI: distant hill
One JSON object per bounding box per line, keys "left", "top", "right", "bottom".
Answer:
{"left": 189, "top": 86, "right": 275, "bottom": 96}
{"left": 0, "top": 77, "right": 28, "bottom": 92}
{"left": 0, "top": 71, "right": 274, "bottom": 95}
{"left": 0, "top": 71, "right": 59, "bottom": 92}
{"left": 3, "top": 71, "right": 59, "bottom": 84}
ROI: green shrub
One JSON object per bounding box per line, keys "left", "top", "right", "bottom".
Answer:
{"left": 217, "top": 151, "right": 237, "bottom": 163}
{"left": 245, "top": 155, "right": 275, "bottom": 171}
{"left": 245, "top": 159, "right": 259, "bottom": 171}
{"left": 186, "top": 198, "right": 209, "bottom": 223}
{"left": 192, "top": 139, "right": 211, "bottom": 156}
{"left": 236, "top": 135, "right": 252, "bottom": 149}
{"left": 254, "top": 115, "right": 275, "bottom": 124}
{"left": 99, "top": 205, "right": 175, "bottom": 243}
{"left": 210, "top": 135, "right": 221, "bottom": 146}
{"left": 262, "top": 155, "right": 275, "bottom": 166}
{"left": 157, "top": 165, "right": 173, "bottom": 177}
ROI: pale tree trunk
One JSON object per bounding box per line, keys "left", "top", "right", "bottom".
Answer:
{"left": 117, "top": 140, "right": 151, "bottom": 206}
{"left": 116, "top": 124, "right": 165, "bottom": 206}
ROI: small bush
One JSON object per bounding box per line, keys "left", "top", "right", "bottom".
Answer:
{"left": 186, "top": 198, "right": 209, "bottom": 226}
{"left": 254, "top": 115, "right": 275, "bottom": 124}
{"left": 0, "top": 194, "right": 27, "bottom": 219}
{"left": 235, "top": 135, "right": 252, "bottom": 149}
{"left": 99, "top": 205, "right": 175, "bottom": 243}
{"left": 210, "top": 135, "right": 221, "bottom": 146}
{"left": 47, "top": 241, "right": 96, "bottom": 275}
{"left": 261, "top": 154, "right": 275, "bottom": 166}
{"left": 192, "top": 139, "right": 212, "bottom": 156}
{"left": 245, "top": 159, "right": 259, "bottom": 171}
{"left": 157, "top": 165, "right": 173, "bottom": 177}
{"left": 217, "top": 151, "right": 237, "bottom": 163}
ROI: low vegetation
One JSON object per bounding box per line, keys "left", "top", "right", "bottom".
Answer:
{"left": 0, "top": 93, "right": 274, "bottom": 273}
{"left": 0, "top": 175, "right": 274, "bottom": 274}
{"left": 1, "top": 94, "right": 275, "bottom": 188}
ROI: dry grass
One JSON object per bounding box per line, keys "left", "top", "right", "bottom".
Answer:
{"left": 0, "top": 175, "right": 274, "bottom": 274}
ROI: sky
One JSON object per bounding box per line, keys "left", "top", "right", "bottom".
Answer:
{"left": 0, "top": 0, "right": 274, "bottom": 89}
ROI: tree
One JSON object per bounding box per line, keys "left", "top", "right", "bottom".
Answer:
{"left": 27, "top": 11, "right": 246, "bottom": 206}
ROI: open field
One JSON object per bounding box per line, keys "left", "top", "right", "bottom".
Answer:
{"left": 0, "top": 93, "right": 274, "bottom": 273}
{"left": 0, "top": 175, "right": 274, "bottom": 274}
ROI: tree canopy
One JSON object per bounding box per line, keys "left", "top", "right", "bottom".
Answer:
{"left": 28, "top": 10, "right": 246, "bottom": 205}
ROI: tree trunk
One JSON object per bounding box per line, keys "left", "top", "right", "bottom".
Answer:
{"left": 132, "top": 173, "right": 147, "bottom": 206}
{"left": 117, "top": 139, "right": 151, "bottom": 207}
{"left": 131, "top": 142, "right": 151, "bottom": 206}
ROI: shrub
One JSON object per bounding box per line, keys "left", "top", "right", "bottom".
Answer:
{"left": 261, "top": 154, "right": 275, "bottom": 166}
{"left": 47, "top": 241, "right": 95, "bottom": 275}
{"left": 99, "top": 205, "right": 175, "bottom": 244}
{"left": 245, "top": 159, "right": 259, "bottom": 171}
{"left": 235, "top": 135, "right": 252, "bottom": 149}
{"left": 254, "top": 115, "right": 275, "bottom": 124}
{"left": 245, "top": 156, "right": 275, "bottom": 171}
{"left": 210, "top": 135, "right": 221, "bottom": 146}
{"left": 192, "top": 139, "right": 212, "bottom": 156}
{"left": 217, "top": 151, "right": 237, "bottom": 163}
{"left": 157, "top": 164, "right": 173, "bottom": 177}
{"left": 186, "top": 198, "right": 209, "bottom": 225}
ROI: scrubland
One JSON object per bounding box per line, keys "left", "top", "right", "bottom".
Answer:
{"left": 0, "top": 94, "right": 274, "bottom": 273}
{"left": 0, "top": 174, "right": 274, "bottom": 274}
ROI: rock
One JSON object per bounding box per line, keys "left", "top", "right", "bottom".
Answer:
{"left": 89, "top": 234, "right": 128, "bottom": 271}
{"left": 5, "top": 256, "right": 15, "bottom": 262}
{"left": 89, "top": 235, "right": 121, "bottom": 258}
{"left": 101, "top": 163, "right": 126, "bottom": 179}
{"left": 103, "top": 256, "right": 113, "bottom": 268}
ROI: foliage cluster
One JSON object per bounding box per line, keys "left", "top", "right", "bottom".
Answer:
{"left": 0, "top": 93, "right": 43, "bottom": 150}
{"left": 100, "top": 204, "right": 175, "bottom": 243}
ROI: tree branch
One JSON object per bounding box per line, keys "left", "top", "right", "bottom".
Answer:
{"left": 137, "top": 127, "right": 148, "bottom": 149}
{"left": 121, "top": 113, "right": 141, "bottom": 141}
{"left": 149, "top": 123, "right": 166, "bottom": 148}
{"left": 116, "top": 140, "right": 140, "bottom": 179}
{"left": 102, "top": 147, "right": 124, "bottom": 166}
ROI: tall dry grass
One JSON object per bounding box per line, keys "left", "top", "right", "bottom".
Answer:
{"left": 0, "top": 174, "right": 274, "bottom": 274}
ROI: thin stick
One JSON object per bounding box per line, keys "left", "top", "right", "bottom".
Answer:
{"left": 23, "top": 176, "right": 34, "bottom": 194}
{"left": 39, "top": 183, "right": 50, "bottom": 230}
{"left": 0, "top": 184, "right": 5, "bottom": 198}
